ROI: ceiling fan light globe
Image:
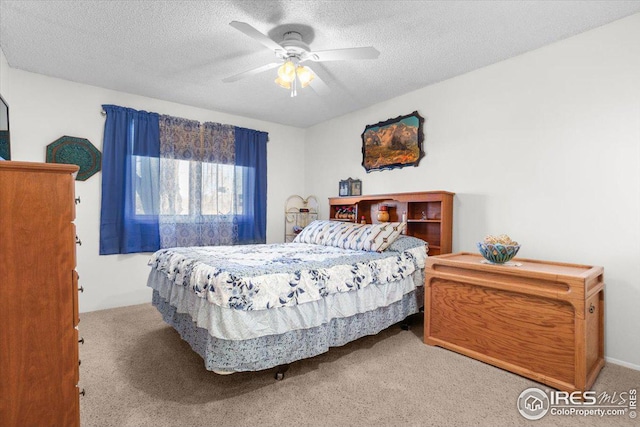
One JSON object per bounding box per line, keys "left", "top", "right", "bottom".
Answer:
{"left": 296, "top": 66, "right": 314, "bottom": 86}
{"left": 274, "top": 77, "right": 291, "bottom": 89}
{"left": 277, "top": 61, "right": 296, "bottom": 82}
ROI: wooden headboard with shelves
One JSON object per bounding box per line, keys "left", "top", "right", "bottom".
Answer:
{"left": 328, "top": 191, "right": 454, "bottom": 255}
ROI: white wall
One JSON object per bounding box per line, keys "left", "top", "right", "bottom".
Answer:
{"left": 305, "top": 14, "right": 640, "bottom": 369}
{"left": 4, "top": 67, "right": 306, "bottom": 313}
{"left": 0, "top": 48, "right": 9, "bottom": 99}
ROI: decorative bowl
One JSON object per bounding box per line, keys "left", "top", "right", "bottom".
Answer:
{"left": 477, "top": 242, "right": 520, "bottom": 264}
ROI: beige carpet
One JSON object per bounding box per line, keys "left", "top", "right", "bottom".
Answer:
{"left": 78, "top": 303, "right": 639, "bottom": 427}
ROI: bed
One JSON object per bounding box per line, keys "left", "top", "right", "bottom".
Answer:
{"left": 147, "top": 220, "right": 427, "bottom": 376}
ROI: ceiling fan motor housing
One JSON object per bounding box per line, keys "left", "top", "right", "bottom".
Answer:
{"left": 276, "top": 31, "right": 313, "bottom": 61}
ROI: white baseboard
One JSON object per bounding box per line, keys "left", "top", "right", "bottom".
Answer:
{"left": 605, "top": 356, "right": 640, "bottom": 371}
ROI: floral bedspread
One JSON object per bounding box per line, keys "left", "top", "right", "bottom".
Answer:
{"left": 148, "top": 237, "right": 426, "bottom": 311}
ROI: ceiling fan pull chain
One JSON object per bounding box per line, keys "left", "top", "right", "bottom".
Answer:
{"left": 291, "top": 76, "right": 297, "bottom": 98}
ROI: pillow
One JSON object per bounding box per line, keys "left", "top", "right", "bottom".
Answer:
{"left": 325, "top": 222, "right": 371, "bottom": 250}
{"left": 293, "top": 220, "right": 366, "bottom": 248}
{"left": 293, "top": 219, "right": 405, "bottom": 252}
{"left": 360, "top": 222, "right": 406, "bottom": 252}
{"left": 292, "top": 220, "right": 334, "bottom": 244}
{"left": 384, "top": 235, "right": 428, "bottom": 253}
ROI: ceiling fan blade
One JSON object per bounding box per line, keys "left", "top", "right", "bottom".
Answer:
{"left": 229, "top": 21, "right": 284, "bottom": 53}
{"left": 306, "top": 67, "right": 330, "bottom": 96}
{"left": 309, "top": 46, "right": 380, "bottom": 62}
{"left": 222, "top": 62, "right": 280, "bottom": 83}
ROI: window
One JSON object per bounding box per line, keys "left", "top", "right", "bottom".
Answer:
{"left": 100, "top": 105, "right": 267, "bottom": 254}
{"left": 134, "top": 158, "right": 244, "bottom": 217}
{"left": 133, "top": 155, "right": 159, "bottom": 216}
{"left": 200, "top": 162, "right": 244, "bottom": 216}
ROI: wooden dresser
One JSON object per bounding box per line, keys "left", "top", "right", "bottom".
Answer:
{"left": 424, "top": 252, "right": 604, "bottom": 392}
{"left": 0, "top": 161, "right": 82, "bottom": 427}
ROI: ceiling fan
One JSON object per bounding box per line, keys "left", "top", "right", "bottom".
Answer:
{"left": 223, "top": 21, "right": 380, "bottom": 97}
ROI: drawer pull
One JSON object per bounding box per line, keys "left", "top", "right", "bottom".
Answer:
{"left": 78, "top": 286, "right": 84, "bottom": 293}
{"left": 75, "top": 197, "right": 81, "bottom": 205}
{"left": 78, "top": 337, "right": 84, "bottom": 345}
{"left": 589, "top": 303, "right": 595, "bottom": 314}
{"left": 79, "top": 388, "right": 85, "bottom": 397}
{"left": 75, "top": 235, "right": 82, "bottom": 246}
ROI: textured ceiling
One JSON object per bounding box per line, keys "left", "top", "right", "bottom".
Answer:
{"left": 1, "top": 1, "right": 639, "bottom": 128}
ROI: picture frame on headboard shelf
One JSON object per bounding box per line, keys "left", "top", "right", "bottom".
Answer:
{"left": 339, "top": 177, "right": 362, "bottom": 197}
{"left": 350, "top": 179, "right": 362, "bottom": 196}
{"left": 339, "top": 179, "right": 350, "bottom": 196}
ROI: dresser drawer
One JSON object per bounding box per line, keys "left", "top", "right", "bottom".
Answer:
{"left": 72, "top": 270, "right": 80, "bottom": 326}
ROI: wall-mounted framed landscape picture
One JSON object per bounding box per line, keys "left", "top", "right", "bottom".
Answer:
{"left": 361, "top": 111, "right": 425, "bottom": 172}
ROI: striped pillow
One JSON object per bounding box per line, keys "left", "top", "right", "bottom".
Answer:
{"left": 293, "top": 220, "right": 405, "bottom": 252}
{"left": 292, "top": 220, "right": 334, "bottom": 245}
{"left": 360, "top": 222, "right": 406, "bottom": 252}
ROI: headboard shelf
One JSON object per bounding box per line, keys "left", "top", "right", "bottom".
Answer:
{"left": 328, "top": 191, "right": 454, "bottom": 255}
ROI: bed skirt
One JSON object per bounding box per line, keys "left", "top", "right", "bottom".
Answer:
{"left": 152, "top": 287, "right": 422, "bottom": 372}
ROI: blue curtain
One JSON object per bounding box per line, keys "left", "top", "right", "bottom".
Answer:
{"left": 235, "top": 126, "right": 268, "bottom": 244}
{"left": 100, "top": 105, "right": 160, "bottom": 254}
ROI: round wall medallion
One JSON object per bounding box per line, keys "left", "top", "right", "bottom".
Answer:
{"left": 46, "top": 136, "right": 102, "bottom": 181}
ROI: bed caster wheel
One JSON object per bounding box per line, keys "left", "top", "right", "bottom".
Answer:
{"left": 400, "top": 322, "right": 410, "bottom": 331}
{"left": 274, "top": 364, "right": 289, "bottom": 380}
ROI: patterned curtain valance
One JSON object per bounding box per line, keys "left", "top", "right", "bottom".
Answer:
{"left": 159, "top": 115, "right": 201, "bottom": 161}
{"left": 159, "top": 116, "right": 237, "bottom": 165}
{"left": 203, "top": 122, "right": 235, "bottom": 165}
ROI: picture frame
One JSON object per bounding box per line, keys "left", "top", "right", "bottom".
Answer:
{"left": 0, "top": 94, "right": 10, "bottom": 160}
{"left": 350, "top": 179, "right": 362, "bottom": 196}
{"left": 339, "top": 179, "right": 350, "bottom": 196}
{"left": 339, "top": 177, "right": 362, "bottom": 196}
{"left": 361, "top": 111, "right": 425, "bottom": 172}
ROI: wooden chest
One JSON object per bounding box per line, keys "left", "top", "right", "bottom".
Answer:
{"left": 424, "top": 252, "right": 604, "bottom": 392}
